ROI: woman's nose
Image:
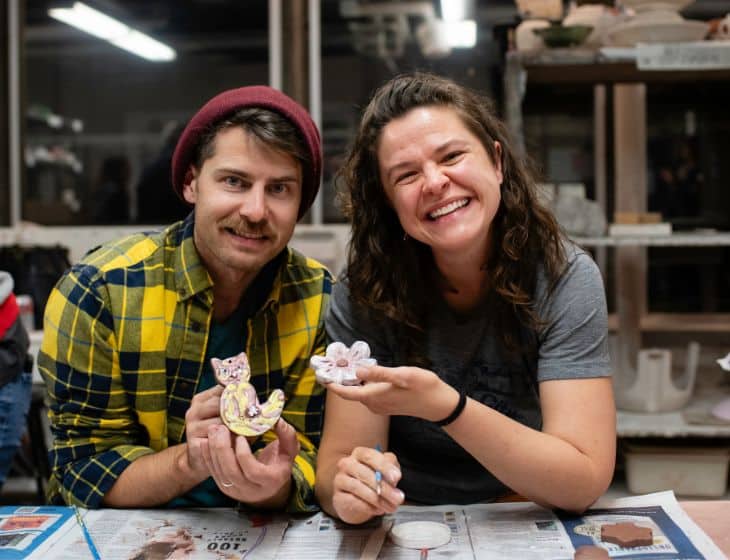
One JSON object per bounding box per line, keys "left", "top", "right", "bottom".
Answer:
{"left": 422, "top": 163, "right": 448, "bottom": 195}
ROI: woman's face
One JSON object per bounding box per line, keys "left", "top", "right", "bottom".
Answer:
{"left": 377, "top": 105, "right": 503, "bottom": 261}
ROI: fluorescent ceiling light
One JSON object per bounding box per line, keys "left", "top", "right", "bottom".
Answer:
{"left": 48, "top": 2, "right": 175, "bottom": 61}
{"left": 112, "top": 30, "right": 175, "bottom": 62}
{"left": 437, "top": 20, "right": 477, "bottom": 48}
{"left": 440, "top": 0, "right": 470, "bottom": 22}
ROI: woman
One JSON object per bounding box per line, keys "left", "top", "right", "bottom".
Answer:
{"left": 315, "top": 73, "right": 615, "bottom": 525}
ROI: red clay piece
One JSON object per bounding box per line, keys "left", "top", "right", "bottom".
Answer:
{"left": 601, "top": 522, "right": 653, "bottom": 548}
{"left": 574, "top": 545, "right": 610, "bottom": 559}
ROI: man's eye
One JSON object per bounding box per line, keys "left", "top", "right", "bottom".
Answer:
{"left": 444, "top": 151, "right": 463, "bottom": 162}
{"left": 224, "top": 176, "right": 242, "bottom": 187}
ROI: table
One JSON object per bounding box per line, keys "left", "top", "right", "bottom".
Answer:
{"left": 1, "top": 497, "right": 728, "bottom": 558}
{"left": 682, "top": 501, "right": 730, "bottom": 557}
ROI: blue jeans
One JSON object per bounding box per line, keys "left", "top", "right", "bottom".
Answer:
{"left": 0, "top": 372, "right": 32, "bottom": 488}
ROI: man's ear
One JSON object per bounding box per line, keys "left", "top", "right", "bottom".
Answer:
{"left": 182, "top": 166, "right": 198, "bottom": 204}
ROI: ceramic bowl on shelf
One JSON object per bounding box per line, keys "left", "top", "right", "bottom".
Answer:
{"left": 532, "top": 24, "right": 593, "bottom": 47}
{"left": 605, "top": 19, "right": 708, "bottom": 46}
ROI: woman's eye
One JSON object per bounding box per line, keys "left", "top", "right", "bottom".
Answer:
{"left": 444, "top": 151, "right": 463, "bottom": 162}
{"left": 269, "top": 183, "right": 288, "bottom": 195}
{"left": 395, "top": 171, "right": 416, "bottom": 185}
{"left": 224, "top": 176, "right": 242, "bottom": 187}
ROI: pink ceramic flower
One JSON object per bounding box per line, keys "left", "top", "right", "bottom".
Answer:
{"left": 310, "top": 341, "right": 377, "bottom": 385}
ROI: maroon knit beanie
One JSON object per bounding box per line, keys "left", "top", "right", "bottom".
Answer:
{"left": 171, "top": 85, "right": 322, "bottom": 219}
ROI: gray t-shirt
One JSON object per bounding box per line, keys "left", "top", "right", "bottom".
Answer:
{"left": 325, "top": 242, "right": 611, "bottom": 505}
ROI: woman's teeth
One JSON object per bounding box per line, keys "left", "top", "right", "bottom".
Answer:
{"left": 429, "top": 198, "right": 469, "bottom": 219}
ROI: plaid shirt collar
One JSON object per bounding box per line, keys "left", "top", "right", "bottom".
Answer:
{"left": 171, "top": 212, "right": 287, "bottom": 313}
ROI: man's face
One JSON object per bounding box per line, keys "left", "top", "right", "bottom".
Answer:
{"left": 183, "top": 127, "right": 302, "bottom": 285}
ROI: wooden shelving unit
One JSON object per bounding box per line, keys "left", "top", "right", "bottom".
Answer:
{"left": 505, "top": 46, "right": 730, "bottom": 439}
{"left": 576, "top": 232, "right": 730, "bottom": 333}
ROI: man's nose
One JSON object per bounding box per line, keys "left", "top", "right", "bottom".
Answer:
{"left": 239, "top": 185, "right": 267, "bottom": 223}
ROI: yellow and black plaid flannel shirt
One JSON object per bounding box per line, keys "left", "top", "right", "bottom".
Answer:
{"left": 38, "top": 215, "right": 332, "bottom": 512}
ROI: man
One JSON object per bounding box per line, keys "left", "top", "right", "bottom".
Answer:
{"left": 38, "top": 86, "right": 332, "bottom": 512}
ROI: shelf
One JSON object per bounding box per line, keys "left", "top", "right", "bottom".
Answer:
{"left": 618, "top": 409, "right": 730, "bottom": 438}
{"left": 616, "top": 372, "right": 730, "bottom": 438}
{"left": 608, "top": 313, "right": 730, "bottom": 333}
{"left": 508, "top": 46, "right": 730, "bottom": 84}
{"left": 573, "top": 232, "right": 730, "bottom": 247}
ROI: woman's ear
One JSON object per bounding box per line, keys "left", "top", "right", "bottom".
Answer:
{"left": 493, "top": 141, "right": 504, "bottom": 183}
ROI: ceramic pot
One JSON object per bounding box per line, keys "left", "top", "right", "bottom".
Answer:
{"left": 563, "top": 4, "right": 627, "bottom": 46}
{"left": 515, "top": 19, "right": 551, "bottom": 51}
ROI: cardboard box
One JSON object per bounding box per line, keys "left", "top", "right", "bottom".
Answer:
{"left": 624, "top": 442, "right": 730, "bottom": 497}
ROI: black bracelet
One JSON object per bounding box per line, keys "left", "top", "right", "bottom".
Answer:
{"left": 434, "top": 391, "right": 467, "bottom": 427}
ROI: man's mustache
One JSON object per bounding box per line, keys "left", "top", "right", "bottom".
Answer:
{"left": 221, "top": 220, "right": 271, "bottom": 237}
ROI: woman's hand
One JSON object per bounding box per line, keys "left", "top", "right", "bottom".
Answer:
{"left": 331, "top": 445, "right": 404, "bottom": 525}
{"left": 325, "top": 365, "right": 459, "bottom": 422}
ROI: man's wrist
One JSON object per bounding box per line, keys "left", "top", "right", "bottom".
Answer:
{"left": 242, "top": 476, "right": 293, "bottom": 511}
{"left": 176, "top": 443, "right": 208, "bottom": 486}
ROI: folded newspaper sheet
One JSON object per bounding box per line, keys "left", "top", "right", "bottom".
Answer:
{"left": 0, "top": 491, "right": 724, "bottom": 559}
{"left": 0, "top": 506, "right": 286, "bottom": 559}
{"left": 278, "top": 491, "right": 725, "bottom": 560}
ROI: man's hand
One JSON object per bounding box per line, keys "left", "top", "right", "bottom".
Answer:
{"left": 202, "top": 419, "right": 300, "bottom": 509}
{"left": 184, "top": 385, "right": 224, "bottom": 479}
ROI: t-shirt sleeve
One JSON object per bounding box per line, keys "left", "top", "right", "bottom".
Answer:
{"left": 325, "top": 277, "right": 396, "bottom": 366}
{"left": 535, "top": 246, "right": 611, "bottom": 382}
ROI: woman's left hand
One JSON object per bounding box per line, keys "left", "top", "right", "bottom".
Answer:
{"left": 325, "top": 365, "right": 459, "bottom": 421}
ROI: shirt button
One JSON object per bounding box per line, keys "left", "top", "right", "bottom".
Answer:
{"left": 190, "top": 321, "right": 202, "bottom": 332}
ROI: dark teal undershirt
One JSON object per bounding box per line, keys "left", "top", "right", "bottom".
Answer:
{"left": 168, "top": 251, "right": 284, "bottom": 508}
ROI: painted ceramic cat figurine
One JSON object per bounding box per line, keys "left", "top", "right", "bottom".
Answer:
{"left": 212, "top": 351, "right": 285, "bottom": 437}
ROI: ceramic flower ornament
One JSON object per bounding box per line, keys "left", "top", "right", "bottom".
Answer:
{"left": 310, "top": 341, "right": 377, "bottom": 385}
{"left": 212, "top": 351, "right": 285, "bottom": 437}
{"left": 717, "top": 352, "right": 730, "bottom": 372}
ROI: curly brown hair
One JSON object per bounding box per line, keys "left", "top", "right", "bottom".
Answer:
{"left": 337, "top": 72, "right": 566, "bottom": 354}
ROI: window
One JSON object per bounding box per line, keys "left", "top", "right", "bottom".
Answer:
{"left": 24, "top": 0, "right": 269, "bottom": 225}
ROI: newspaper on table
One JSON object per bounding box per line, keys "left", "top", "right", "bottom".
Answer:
{"left": 278, "top": 491, "right": 725, "bottom": 559}
{"left": 0, "top": 506, "right": 286, "bottom": 559}
{"left": 0, "top": 506, "right": 73, "bottom": 559}
{"left": 0, "top": 491, "right": 725, "bottom": 559}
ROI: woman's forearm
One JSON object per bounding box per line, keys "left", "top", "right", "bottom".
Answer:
{"left": 443, "top": 383, "right": 616, "bottom": 512}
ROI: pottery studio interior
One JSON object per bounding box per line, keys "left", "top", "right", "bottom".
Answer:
{"left": 1, "top": 0, "right": 729, "bottom": 505}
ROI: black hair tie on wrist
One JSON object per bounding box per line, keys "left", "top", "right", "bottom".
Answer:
{"left": 434, "top": 391, "right": 467, "bottom": 427}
